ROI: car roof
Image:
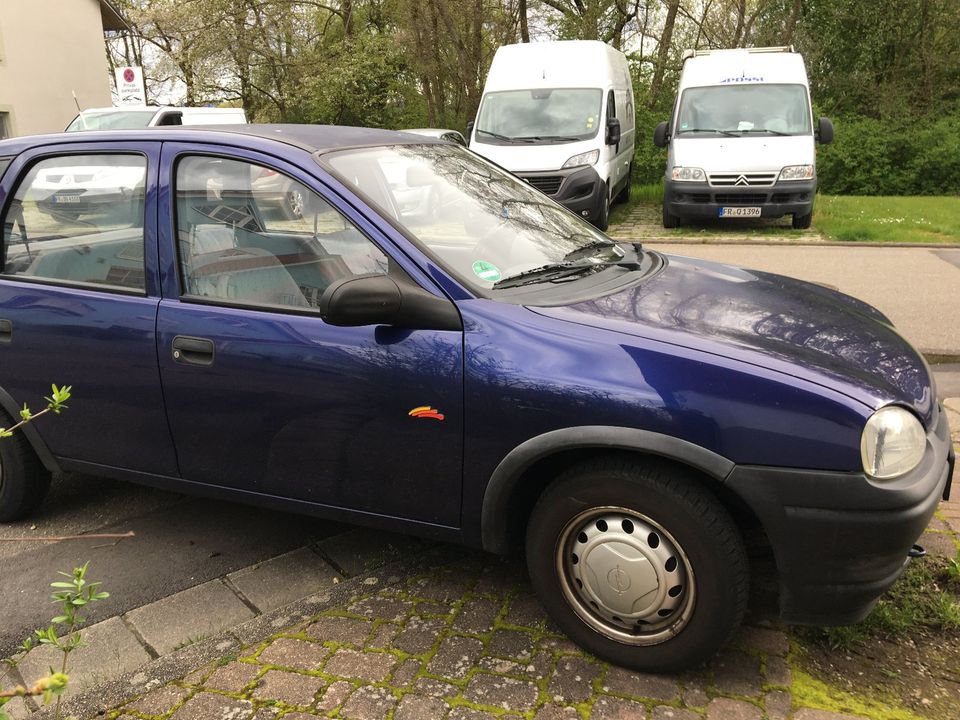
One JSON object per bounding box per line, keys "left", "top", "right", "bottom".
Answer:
{"left": 0, "top": 124, "right": 443, "bottom": 156}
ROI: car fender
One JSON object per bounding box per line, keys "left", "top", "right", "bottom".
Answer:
{"left": 480, "top": 425, "right": 734, "bottom": 553}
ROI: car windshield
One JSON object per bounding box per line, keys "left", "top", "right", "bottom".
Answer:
{"left": 675, "top": 84, "right": 811, "bottom": 136}
{"left": 324, "top": 143, "right": 621, "bottom": 291}
{"left": 66, "top": 110, "right": 157, "bottom": 132}
{"left": 474, "top": 89, "right": 603, "bottom": 142}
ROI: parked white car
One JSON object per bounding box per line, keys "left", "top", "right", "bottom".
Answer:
{"left": 66, "top": 106, "right": 247, "bottom": 132}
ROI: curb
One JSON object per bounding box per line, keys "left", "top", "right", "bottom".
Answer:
{"left": 29, "top": 544, "right": 461, "bottom": 720}
{"left": 925, "top": 353, "right": 960, "bottom": 366}
{"left": 613, "top": 235, "right": 960, "bottom": 249}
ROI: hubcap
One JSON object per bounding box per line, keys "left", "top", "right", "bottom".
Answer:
{"left": 557, "top": 507, "right": 695, "bottom": 645}
{"left": 288, "top": 190, "right": 304, "bottom": 218}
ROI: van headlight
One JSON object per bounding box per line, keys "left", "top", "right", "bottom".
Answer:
{"left": 860, "top": 406, "right": 926, "bottom": 479}
{"left": 779, "top": 165, "right": 814, "bottom": 181}
{"left": 562, "top": 150, "right": 600, "bottom": 168}
{"left": 670, "top": 166, "right": 706, "bottom": 182}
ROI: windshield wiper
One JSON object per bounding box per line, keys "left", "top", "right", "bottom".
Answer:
{"left": 494, "top": 252, "right": 642, "bottom": 290}
{"left": 562, "top": 240, "right": 623, "bottom": 263}
{"left": 735, "top": 128, "right": 791, "bottom": 136}
{"left": 514, "top": 135, "right": 582, "bottom": 142}
{"left": 678, "top": 128, "right": 739, "bottom": 137}
{"left": 476, "top": 129, "right": 530, "bottom": 143}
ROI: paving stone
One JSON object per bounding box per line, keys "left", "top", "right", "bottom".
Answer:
{"left": 535, "top": 704, "right": 580, "bottom": 719}
{"left": 705, "top": 698, "right": 762, "bottom": 720}
{"left": 394, "top": 693, "right": 449, "bottom": 720}
{"left": 367, "top": 622, "right": 400, "bottom": 649}
{"left": 392, "top": 657, "right": 422, "bottom": 686}
{"left": 736, "top": 626, "right": 790, "bottom": 656}
{"left": 448, "top": 708, "right": 500, "bottom": 720}
{"left": 171, "top": 691, "right": 253, "bottom": 719}
{"left": 392, "top": 616, "right": 447, "bottom": 654}
{"left": 417, "top": 600, "right": 455, "bottom": 616}
{"left": 652, "top": 707, "right": 700, "bottom": 720}
{"left": 479, "top": 656, "right": 534, "bottom": 677}
{"left": 428, "top": 635, "right": 485, "bottom": 680}
{"left": 339, "top": 685, "right": 397, "bottom": 720}
{"left": 765, "top": 656, "right": 792, "bottom": 687}
{"left": 464, "top": 673, "right": 539, "bottom": 711}
{"left": 765, "top": 689, "right": 792, "bottom": 720}
{"left": 488, "top": 629, "right": 535, "bottom": 661}
{"left": 182, "top": 664, "right": 213, "bottom": 685}
{"left": 258, "top": 637, "right": 328, "bottom": 671}
{"left": 126, "top": 580, "right": 255, "bottom": 656}
{"left": 325, "top": 648, "right": 397, "bottom": 681}
{"left": 227, "top": 547, "right": 340, "bottom": 612}
{"left": 792, "top": 710, "right": 869, "bottom": 720}
{"left": 548, "top": 656, "right": 602, "bottom": 703}
{"left": 453, "top": 597, "right": 502, "bottom": 634}
{"left": 710, "top": 650, "right": 763, "bottom": 696}
{"left": 408, "top": 570, "right": 476, "bottom": 602}
{"left": 919, "top": 531, "right": 958, "bottom": 557}
{"left": 253, "top": 669, "right": 325, "bottom": 706}
{"left": 602, "top": 667, "right": 679, "bottom": 702}
{"left": 539, "top": 636, "right": 582, "bottom": 654}
{"left": 250, "top": 708, "right": 283, "bottom": 720}
{"left": 316, "top": 680, "right": 354, "bottom": 712}
{"left": 201, "top": 662, "right": 261, "bottom": 693}
{"left": 318, "top": 528, "right": 421, "bottom": 576}
{"left": 1, "top": 697, "right": 31, "bottom": 720}
{"left": 123, "top": 684, "right": 190, "bottom": 715}
{"left": 413, "top": 677, "right": 461, "bottom": 699}
{"left": 305, "top": 615, "right": 371, "bottom": 645}
{"left": 681, "top": 676, "right": 710, "bottom": 707}
{"left": 504, "top": 593, "right": 549, "bottom": 627}
{"left": 348, "top": 595, "right": 414, "bottom": 622}
{"left": 591, "top": 695, "right": 648, "bottom": 719}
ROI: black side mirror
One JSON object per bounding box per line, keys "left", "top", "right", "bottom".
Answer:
{"left": 318, "top": 274, "right": 462, "bottom": 331}
{"left": 466, "top": 119, "right": 475, "bottom": 146}
{"left": 817, "top": 117, "right": 834, "bottom": 145}
{"left": 606, "top": 117, "right": 621, "bottom": 147}
{"left": 653, "top": 121, "right": 669, "bottom": 148}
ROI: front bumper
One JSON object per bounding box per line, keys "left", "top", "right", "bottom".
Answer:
{"left": 516, "top": 166, "right": 605, "bottom": 222}
{"left": 725, "top": 402, "right": 953, "bottom": 625}
{"left": 665, "top": 178, "right": 816, "bottom": 220}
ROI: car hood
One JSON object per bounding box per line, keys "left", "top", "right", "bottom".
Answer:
{"left": 530, "top": 252, "right": 936, "bottom": 426}
{"left": 672, "top": 135, "right": 814, "bottom": 173}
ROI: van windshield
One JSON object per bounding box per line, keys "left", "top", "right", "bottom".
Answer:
{"left": 675, "top": 84, "right": 811, "bottom": 136}
{"left": 66, "top": 110, "right": 157, "bottom": 132}
{"left": 475, "top": 89, "right": 603, "bottom": 143}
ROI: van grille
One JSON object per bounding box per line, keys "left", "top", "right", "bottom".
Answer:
{"left": 714, "top": 193, "right": 769, "bottom": 204}
{"left": 709, "top": 172, "right": 777, "bottom": 187}
{"left": 523, "top": 175, "right": 563, "bottom": 195}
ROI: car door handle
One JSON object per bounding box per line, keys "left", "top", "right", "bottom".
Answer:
{"left": 0, "top": 319, "right": 12, "bottom": 344}
{"left": 172, "top": 335, "right": 215, "bottom": 366}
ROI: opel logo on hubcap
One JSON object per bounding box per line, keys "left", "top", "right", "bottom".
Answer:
{"left": 606, "top": 565, "right": 631, "bottom": 594}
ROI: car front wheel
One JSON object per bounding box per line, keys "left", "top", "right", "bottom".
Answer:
{"left": 0, "top": 417, "right": 51, "bottom": 522}
{"left": 526, "top": 458, "right": 748, "bottom": 672}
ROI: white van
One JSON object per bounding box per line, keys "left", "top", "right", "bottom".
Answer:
{"left": 66, "top": 106, "right": 247, "bottom": 132}
{"left": 469, "top": 40, "right": 635, "bottom": 231}
{"left": 654, "top": 46, "right": 833, "bottom": 229}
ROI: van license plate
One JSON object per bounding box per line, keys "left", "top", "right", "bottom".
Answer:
{"left": 719, "top": 207, "right": 761, "bottom": 218}
{"left": 54, "top": 195, "right": 81, "bottom": 204}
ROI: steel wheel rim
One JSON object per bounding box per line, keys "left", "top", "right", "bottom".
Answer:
{"left": 287, "top": 190, "right": 304, "bottom": 218}
{"left": 556, "top": 506, "right": 696, "bottom": 645}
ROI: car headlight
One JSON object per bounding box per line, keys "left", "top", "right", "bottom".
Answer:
{"left": 670, "top": 166, "right": 706, "bottom": 182}
{"left": 778, "top": 165, "right": 814, "bottom": 181}
{"left": 562, "top": 150, "right": 599, "bottom": 168}
{"left": 860, "top": 406, "right": 926, "bottom": 479}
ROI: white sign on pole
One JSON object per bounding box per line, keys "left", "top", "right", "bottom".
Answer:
{"left": 114, "top": 66, "right": 146, "bottom": 105}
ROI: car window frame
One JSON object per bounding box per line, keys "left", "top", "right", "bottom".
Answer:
{"left": 0, "top": 148, "right": 153, "bottom": 297}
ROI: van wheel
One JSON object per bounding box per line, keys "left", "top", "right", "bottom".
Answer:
{"left": 663, "top": 203, "right": 680, "bottom": 229}
{"left": 0, "top": 420, "right": 51, "bottom": 522}
{"left": 615, "top": 164, "right": 633, "bottom": 204}
{"left": 792, "top": 211, "right": 812, "bottom": 229}
{"left": 525, "top": 458, "right": 748, "bottom": 672}
{"left": 283, "top": 188, "right": 306, "bottom": 220}
{"left": 594, "top": 184, "right": 610, "bottom": 232}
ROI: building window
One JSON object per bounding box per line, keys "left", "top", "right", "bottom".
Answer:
{"left": 0, "top": 113, "right": 9, "bottom": 140}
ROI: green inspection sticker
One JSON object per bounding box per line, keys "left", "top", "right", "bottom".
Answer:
{"left": 472, "top": 260, "right": 502, "bottom": 282}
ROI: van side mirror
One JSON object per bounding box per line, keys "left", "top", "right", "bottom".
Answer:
{"left": 606, "top": 117, "right": 621, "bottom": 147}
{"left": 817, "top": 117, "right": 834, "bottom": 145}
{"left": 466, "top": 120, "right": 475, "bottom": 146}
{"left": 653, "top": 121, "right": 669, "bottom": 148}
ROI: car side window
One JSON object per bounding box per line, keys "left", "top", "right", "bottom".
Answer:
{"left": 0, "top": 154, "right": 147, "bottom": 291}
{"left": 175, "top": 156, "right": 389, "bottom": 310}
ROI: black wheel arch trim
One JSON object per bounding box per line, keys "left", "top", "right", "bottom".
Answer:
{"left": 0, "top": 385, "right": 61, "bottom": 473}
{"left": 480, "top": 425, "right": 734, "bottom": 553}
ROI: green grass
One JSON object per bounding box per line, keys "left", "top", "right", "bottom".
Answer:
{"left": 814, "top": 195, "right": 960, "bottom": 243}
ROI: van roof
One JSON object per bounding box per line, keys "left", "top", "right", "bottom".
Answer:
{"left": 680, "top": 48, "right": 808, "bottom": 89}
{"left": 79, "top": 106, "right": 244, "bottom": 114}
{"left": 485, "top": 40, "right": 630, "bottom": 91}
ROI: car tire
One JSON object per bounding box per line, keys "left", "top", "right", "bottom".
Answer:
{"left": 283, "top": 189, "right": 305, "bottom": 220}
{"left": 594, "top": 184, "right": 610, "bottom": 232}
{"left": 663, "top": 203, "right": 680, "bottom": 229}
{"left": 525, "top": 457, "right": 748, "bottom": 673}
{"left": 615, "top": 164, "right": 633, "bottom": 205}
{"left": 792, "top": 211, "right": 813, "bottom": 229}
{"left": 0, "top": 418, "right": 51, "bottom": 522}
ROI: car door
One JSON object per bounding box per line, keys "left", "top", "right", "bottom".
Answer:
{"left": 0, "top": 141, "right": 179, "bottom": 475}
{"left": 155, "top": 143, "right": 464, "bottom": 527}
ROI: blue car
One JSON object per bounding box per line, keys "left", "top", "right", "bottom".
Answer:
{"left": 0, "top": 126, "right": 952, "bottom": 671}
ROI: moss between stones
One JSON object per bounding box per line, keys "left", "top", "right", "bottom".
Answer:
{"left": 791, "top": 669, "right": 927, "bottom": 720}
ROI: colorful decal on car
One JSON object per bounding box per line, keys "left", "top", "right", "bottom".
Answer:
{"left": 472, "top": 261, "right": 501, "bottom": 282}
{"left": 408, "top": 406, "right": 445, "bottom": 421}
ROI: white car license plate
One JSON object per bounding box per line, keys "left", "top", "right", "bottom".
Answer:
{"left": 54, "top": 195, "right": 81, "bottom": 204}
{"left": 719, "top": 206, "right": 761, "bottom": 218}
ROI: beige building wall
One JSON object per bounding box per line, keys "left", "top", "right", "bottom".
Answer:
{"left": 0, "top": 0, "right": 113, "bottom": 137}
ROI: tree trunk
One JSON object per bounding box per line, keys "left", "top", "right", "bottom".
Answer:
{"left": 648, "top": 0, "right": 679, "bottom": 108}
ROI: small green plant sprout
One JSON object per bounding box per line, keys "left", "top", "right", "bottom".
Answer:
{"left": 0, "top": 563, "right": 108, "bottom": 720}
{"left": 0, "top": 384, "right": 71, "bottom": 439}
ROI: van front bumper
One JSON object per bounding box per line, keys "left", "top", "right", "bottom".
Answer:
{"left": 516, "top": 166, "right": 605, "bottom": 222}
{"left": 664, "top": 178, "right": 816, "bottom": 220}
{"left": 725, "top": 403, "right": 953, "bottom": 625}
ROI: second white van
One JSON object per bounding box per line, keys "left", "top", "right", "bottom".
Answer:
{"left": 469, "top": 40, "right": 635, "bottom": 231}
{"left": 66, "top": 106, "right": 247, "bottom": 132}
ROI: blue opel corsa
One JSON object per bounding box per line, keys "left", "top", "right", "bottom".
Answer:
{"left": 0, "top": 126, "right": 952, "bottom": 671}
